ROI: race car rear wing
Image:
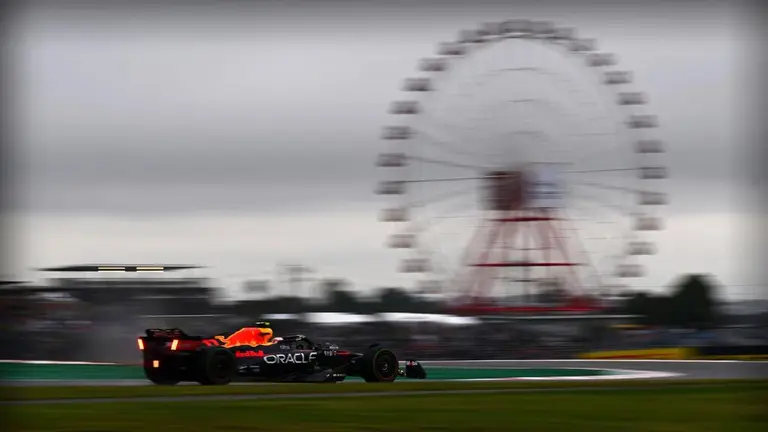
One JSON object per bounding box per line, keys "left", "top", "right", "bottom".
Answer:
{"left": 139, "top": 328, "right": 205, "bottom": 353}
{"left": 145, "top": 328, "right": 198, "bottom": 339}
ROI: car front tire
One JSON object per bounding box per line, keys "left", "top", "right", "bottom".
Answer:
{"left": 359, "top": 347, "right": 398, "bottom": 383}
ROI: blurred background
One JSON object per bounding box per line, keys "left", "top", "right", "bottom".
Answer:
{"left": 1, "top": 0, "right": 765, "bottom": 365}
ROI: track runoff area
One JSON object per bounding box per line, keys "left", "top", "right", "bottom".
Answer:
{"left": 1, "top": 358, "right": 766, "bottom": 388}
{"left": 3, "top": 359, "right": 766, "bottom": 432}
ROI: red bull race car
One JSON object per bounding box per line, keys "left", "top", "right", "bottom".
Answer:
{"left": 137, "top": 321, "right": 427, "bottom": 385}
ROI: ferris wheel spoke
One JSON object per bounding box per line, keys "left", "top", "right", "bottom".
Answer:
{"left": 410, "top": 244, "right": 452, "bottom": 278}
{"left": 414, "top": 100, "right": 488, "bottom": 141}
{"left": 564, "top": 139, "right": 638, "bottom": 165}
{"left": 565, "top": 205, "right": 635, "bottom": 254}
{"left": 402, "top": 176, "right": 484, "bottom": 184}
{"left": 454, "top": 99, "right": 563, "bottom": 140}
{"left": 477, "top": 130, "right": 561, "bottom": 160}
{"left": 570, "top": 181, "right": 642, "bottom": 195}
{"left": 402, "top": 192, "right": 482, "bottom": 233}
{"left": 412, "top": 125, "right": 490, "bottom": 166}
{"left": 414, "top": 115, "right": 508, "bottom": 158}
{"left": 572, "top": 131, "right": 621, "bottom": 138}
{"left": 564, "top": 208, "right": 626, "bottom": 254}
{"left": 532, "top": 38, "right": 636, "bottom": 139}
{"left": 409, "top": 216, "right": 485, "bottom": 283}
{"left": 407, "top": 155, "right": 491, "bottom": 172}
{"left": 408, "top": 204, "right": 489, "bottom": 276}
{"left": 566, "top": 146, "right": 630, "bottom": 165}
{"left": 525, "top": 214, "right": 584, "bottom": 292}
{"left": 550, "top": 218, "right": 603, "bottom": 288}
{"left": 467, "top": 97, "right": 606, "bottom": 143}
{"left": 567, "top": 167, "right": 637, "bottom": 174}
{"left": 419, "top": 89, "right": 614, "bottom": 167}
{"left": 568, "top": 191, "right": 635, "bottom": 218}
{"left": 411, "top": 203, "right": 482, "bottom": 229}
{"left": 458, "top": 98, "right": 570, "bottom": 137}
{"left": 417, "top": 214, "right": 485, "bottom": 248}
{"left": 424, "top": 98, "right": 576, "bottom": 161}
{"left": 451, "top": 106, "right": 618, "bottom": 164}
{"left": 567, "top": 190, "right": 630, "bottom": 216}
{"left": 564, "top": 204, "right": 635, "bottom": 272}
{"left": 425, "top": 230, "right": 482, "bottom": 278}
{"left": 566, "top": 205, "right": 619, "bottom": 229}
{"left": 405, "top": 182, "right": 477, "bottom": 209}
{"left": 464, "top": 65, "right": 601, "bottom": 114}
{"left": 447, "top": 220, "right": 492, "bottom": 294}
{"left": 417, "top": 111, "right": 477, "bottom": 137}
{"left": 409, "top": 204, "right": 484, "bottom": 239}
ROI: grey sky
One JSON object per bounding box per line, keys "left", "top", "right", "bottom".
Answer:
{"left": 4, "top": 0, "right": 763, "bottom": 300}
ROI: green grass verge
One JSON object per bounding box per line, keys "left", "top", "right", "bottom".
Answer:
{"left": 1, "top": 378, "right": 765, "bottom": 401}
{"left": 5, "top": 383, "right": 767, "bottom": 431}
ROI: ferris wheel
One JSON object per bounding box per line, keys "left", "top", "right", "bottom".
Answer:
{"left": 374, "top": 20, "right": 668, "bottom": 313}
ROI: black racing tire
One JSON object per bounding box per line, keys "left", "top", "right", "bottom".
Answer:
{"left": 143, "top": 366, "right": 181, "bottom": 385}
{"left": 359, "top": 347, "right": 398, "bottom": 383}
{"left": 196, "top": 348, "right": 236, "bottom": 385}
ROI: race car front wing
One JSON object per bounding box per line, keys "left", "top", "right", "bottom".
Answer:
{"left": 400, "top": 360, "right": 427, "bottom": 379}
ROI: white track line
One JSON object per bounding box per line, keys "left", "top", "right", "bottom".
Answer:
{"left": 452, "top": 368, "right": 682, "bottom": 381}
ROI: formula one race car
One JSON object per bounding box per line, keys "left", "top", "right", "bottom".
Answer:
{"left": 137, "top": 322, "right": 427, "bottom": 385}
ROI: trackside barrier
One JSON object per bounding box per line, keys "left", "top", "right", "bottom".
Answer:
{"left": 693, "top": 345, "right": 768, "bottom": 360}
{"left": 578, "top": 348, "right": 693, "bottom": 360}
{"left": 580, "top": 345, "right": 768, "bottom": 360}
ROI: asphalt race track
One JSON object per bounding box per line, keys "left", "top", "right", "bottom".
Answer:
{"left": 3, "top": 359, "right": 767, "bottom": 387}
{"left": 1, "top": 360, "right": 766, "bottom": 405}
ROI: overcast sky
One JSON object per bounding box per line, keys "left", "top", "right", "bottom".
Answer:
{"left": 3, "top": 0, "right": 764, "bottom": 300}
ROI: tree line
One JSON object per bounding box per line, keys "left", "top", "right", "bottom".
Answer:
{"left": 229, "top": 273, "right": 726, "bottom": 329}
{"left": 618, "top": 274, "right": 720, "bottom": 329}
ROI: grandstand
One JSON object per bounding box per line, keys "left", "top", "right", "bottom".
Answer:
{"left": 0, "top": 265, "right": 223, "bottom": 362}
{"left": 35, "top": 264, "right": 217, "bottom": 317}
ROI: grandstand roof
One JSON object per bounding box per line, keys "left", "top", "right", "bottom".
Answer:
{"left": 0, "top": 280, "right": 29, "bottom": 286}
{"left": 37, "top": 264, "right": 204, "bottom": 272}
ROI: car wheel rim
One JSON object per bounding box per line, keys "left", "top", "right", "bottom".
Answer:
{"left": 376, "top": 356, "right": 394, "bottom": 379}
{"left": 213, "top": 356, "right": 231, "bottom": 379}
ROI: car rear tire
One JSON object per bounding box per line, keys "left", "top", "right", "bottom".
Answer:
{"left": 144, "top": 366, "right": 181, "bottom": 385}
{"left": 196, "top": 348, "right": 236, "bottom": 385}
{"left": 359, "top": 347, "right": 398, "bottom": 383}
